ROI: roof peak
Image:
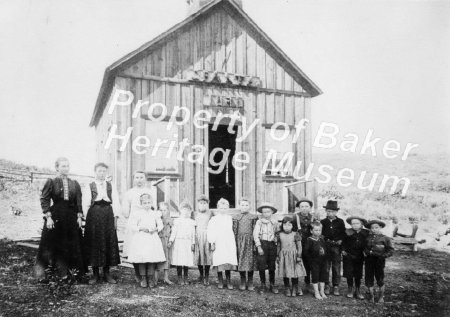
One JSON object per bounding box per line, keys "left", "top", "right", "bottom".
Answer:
{"left": 186, "top": 0, "right": 242, "bottom": 15}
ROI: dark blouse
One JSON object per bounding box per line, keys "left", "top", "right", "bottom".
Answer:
{"left": 364, "top": 233, "right": 394, "bottom": 258}
{"left": 304, "top": 236, "right": 327, "bottom": 261}
{"left": 343, "top": 228, "right": 370, "bottom": 258}
{"left": 40, "top": 177, "right": 83, "bottom": 214}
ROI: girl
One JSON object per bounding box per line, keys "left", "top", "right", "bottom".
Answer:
{"left": 193, "top": 194, "right": 213, "bottom": 286}
{"left": 122, "top": 171, "right": 154, "bottom": 282}
{"left": 82, "top": 162, "right": 121, "bottom": 285}
{"left": 364, "top": 220, "right": 394, "bottom": 303}
{"left": 233, "top": 197, "right": 258, "bottom": 291}
{"left": 342, "top": 216, "right": 369, "bottom": 299}
{"left": 277, "top": 216, "right": 306, "bottom": 297}
{"left": 253, "top": 202, "right": 279, "bottom": 294}
{"left": 168, "top": 201, "right": 196, "bottom": 285}
{"left": 207, "top": 198, "right": 238, "bottom": 290}
{"left": 127, "top": 193, "right": 166, "bottom": 288}
{"left": 304, "top": 221, "right": 328, "bottom": 300}
{"left": 155, "top": 201, "right": 173, "bottom": 285}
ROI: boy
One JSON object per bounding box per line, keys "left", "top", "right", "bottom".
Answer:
{"left": 253, "top": 202, "right": 279, "bottom": 294}
{"left": 364, "top": 219, "right": 394, "bottom": 303}
{"left": 320, "top": 200, "right": 345, "bottom": 295}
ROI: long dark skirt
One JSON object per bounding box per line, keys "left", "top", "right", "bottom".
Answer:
{"left": 35, "top": 201, "right": 85, "bottom": 278}
{"left": 83, "top": 202, "right": 120, "bottom": 268}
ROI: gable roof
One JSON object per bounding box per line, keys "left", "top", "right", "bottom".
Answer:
{"left": 89, "top": 0, "right": 322, "bottom": 127}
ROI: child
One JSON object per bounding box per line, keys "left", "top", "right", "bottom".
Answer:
{"left": 207, "top": 198, "right": 238, "bottom": 290}
{"left": 127, "top": 193, "right": 166, "bottom": 288}
{"left": 233, "top": 197, "right": 258, "bottom": 291}
{"left": 320, "top": 200, "right": 346, "bottom": 296}
{"left": 304, "top": 221, "right": 328, "bottom": 300}
{"left": 364, "top": 220, "right": 394, "bottom": 303}
{"left": 193, "top": 194, "right": 213, "bottom": 286}
{"left": 168, "top": 201, "right": 196, "bottom": 285}
{"left": 82, "top": 162, "right": 121, "bottom": 284}
{"left": 253, "top": 202, "right": 279, "bottom": 294}
{"left": 277, "top": 216, "right": 306, "bottom": 297}
{"left": 155, "top": 201, "right": 173, "bottom": 285}
{"left": 342, "top": 216, "right": 369, "bottom": 299}
{"left": 294, "top": 198, "right": 316, "bottom": 292}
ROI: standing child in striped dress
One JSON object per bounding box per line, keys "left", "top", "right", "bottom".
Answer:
{"left": 193, "top": 195, "right": 213, "bottom": 286}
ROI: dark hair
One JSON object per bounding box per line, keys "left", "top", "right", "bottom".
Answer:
{"left": 140, "top": 193, "right": 153, "bottom": 203}
{"left": 94, "top": 162, "right": 109, "bottom": 171}
{"left": 310, "top": 221, "right": 322, "bottom": 230}
{"left": 280, "top": 216, "right": 298, "bottom": 233}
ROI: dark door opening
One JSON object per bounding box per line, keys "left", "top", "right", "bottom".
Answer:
{"left": 208, "top": 124, "right": 237, "bottom": 208}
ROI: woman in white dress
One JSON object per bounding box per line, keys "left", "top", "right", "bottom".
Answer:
{"left": 122, "top": 171, "right": 155, "bottom": 282}
{"left": 128, "top": 193, "right": 165, "bottom": 288}
{"left": 208, "top": 198, "right": 238, "bottom": 290}
{"left": 168, "top": 201, "right": 196, "bottom": 285}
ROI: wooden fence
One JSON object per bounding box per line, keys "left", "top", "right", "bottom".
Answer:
{"left": 0, "top": 168, "right": 94, "bottom": 185}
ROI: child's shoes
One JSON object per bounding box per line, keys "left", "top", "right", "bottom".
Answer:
{"left": 269, "top": 284, "right": 279, "bottom": 294}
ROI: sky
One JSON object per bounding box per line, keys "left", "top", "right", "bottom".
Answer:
{"left": 0, "top": 0, "right": 449, "bottom": 174}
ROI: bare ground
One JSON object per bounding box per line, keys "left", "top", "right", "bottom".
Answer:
{"left": 0, "top": 239, "right": 449, "bottom": 317}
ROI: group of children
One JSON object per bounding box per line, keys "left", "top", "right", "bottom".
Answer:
{"left": 123, "top": 193, "right": 394, "bottom": 304}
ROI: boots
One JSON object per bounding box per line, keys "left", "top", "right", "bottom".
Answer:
{"left": 217, "top": 273, "right": 224, "bottom": 289}
{"left": 377, "top": 285, "right": 385, "bottom": 303}
{"left": 319, "top": 282, "right": 327, "bottom": 299}
{"left": 140, "top": 276, "right": 148, "bottom": 288}
{"left": 226, "top": 274, "right": 234, "bottom": 290}
{"left": 269, "top": 283, "right": 279, "bottom": 294}
{"left": 324, "top": 284, "right": 331, "bottom": 295}
{"left": 239, "top": 275, "right": 246, "bottom": 291}
{"left": 313, "top": 283, "right": 322, "bottom": 300}
{"left": 346, "top": 286, "right": 354, "bottom": 298}
{"left": 177, "top": 275, "right": 184, "bottom": 285}
{"left": 333, "top": 285, "right": 340, "bottom": 296}
{"left": 89, "top": 267, "right": 100, "bottom": 285}
{"left": 203, "top": 272, "right": 210, "bottom": 286}
{"left": 103, "top": 267, "right": 117, "bottom": 284}
{"left": 247, "top": 275, "right": 255, "bottom": 291}
{"left": 285, "top": 286, "right": 292, "bottom": 297}
{"left": 355, "top": 287, "right": 364, "bottom": 299}
{"left": 259, "top": 282, "right": 267, "bottom": 294}
{"left": 368, "top": 287, "right": 375, "bottom": 303}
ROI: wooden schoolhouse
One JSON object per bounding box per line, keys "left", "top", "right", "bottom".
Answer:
{"left": 89, "top": 0, "right": 322, "bottom": 213}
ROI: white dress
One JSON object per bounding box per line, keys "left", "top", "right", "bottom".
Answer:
{"left": 122, "top": 187, "right": 158, "bottom": 257}
{"left": 127, "top": 209, "right": 166, "bottom": 263}
{"left": 207, "top": 213, "right": 238, "bottom": 267}
{"left": 169, "top": 217, "right": 196, "bottom": 266}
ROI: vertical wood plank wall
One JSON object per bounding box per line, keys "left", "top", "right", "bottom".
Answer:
{"left": 97, "top": 7, "right": 315, "bottom": 212}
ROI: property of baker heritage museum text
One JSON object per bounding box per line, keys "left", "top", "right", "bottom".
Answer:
{"left": 103, "top": 88, "right": 417, "bottom": 199}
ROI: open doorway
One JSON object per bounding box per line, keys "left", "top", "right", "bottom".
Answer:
{"left": 208, "top": 124, "right": 237, "bottom": 208}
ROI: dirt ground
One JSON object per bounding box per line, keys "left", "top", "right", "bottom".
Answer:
{"left": 0, "top": 239, "right": 449, "bottom": 317}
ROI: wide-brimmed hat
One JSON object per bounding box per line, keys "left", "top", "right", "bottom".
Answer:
{"left": 295, "top": 198, "right": 313, "bottom": 208}
{"left": 323, "top": 200, "right": 340, "bottom": 211}
{"left": 365, "top": 219, "right": 386, "bottom": 229}
{"left": 346, "top": 216, "right": 367, "bottom": 226}
{"left": 257, "top": 202, "right": 277, "bottom": 214}
{"left": 197, "top": 194, "right": 209, "bottom": 203}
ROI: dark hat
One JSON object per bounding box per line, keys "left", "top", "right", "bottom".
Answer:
{"left": 365, "top": 219, "right": 386, "bottom": 229}
{"left": 295, "top": 198, "right": 313, "bottom": 208}
{"left": 323, "top": 200, "right": 340, "bottom": 211}
{"left": 257, "top": 202, "right": 277, "bottom": 214}
{"left": 197, "top": 194, "right": 209, "bottom": 203}
{"left": 346, "top": 216, "right": 367, "bottom": 226}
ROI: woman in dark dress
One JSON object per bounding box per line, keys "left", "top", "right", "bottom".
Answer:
{"left": 34, "top": 157, "right": 86, "bottom": 280}
{"left": 82, "top": 163, "right": 121, "bottom": 284}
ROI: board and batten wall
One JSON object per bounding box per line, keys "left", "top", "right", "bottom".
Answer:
{"left": 94, "top": 6, "right": 314, "bottom": 211}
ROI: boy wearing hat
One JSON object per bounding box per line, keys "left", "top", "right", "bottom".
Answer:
{"left": 192, "top": 194, "right": 213, "bottom": 286}
{"left": 294, "top": 198, "right": 316, "bottom": 291}
{"left": 364, "top": 220, "right": 394, "bottom": 303}
{"left": 342, "top": 216, "right": 369, "bottom": 299}
{"left": 253, "top": 202, "right": 279, "bottom": 294}
{"left": 320, "top": 200, "right": 346, "bottom": 296}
